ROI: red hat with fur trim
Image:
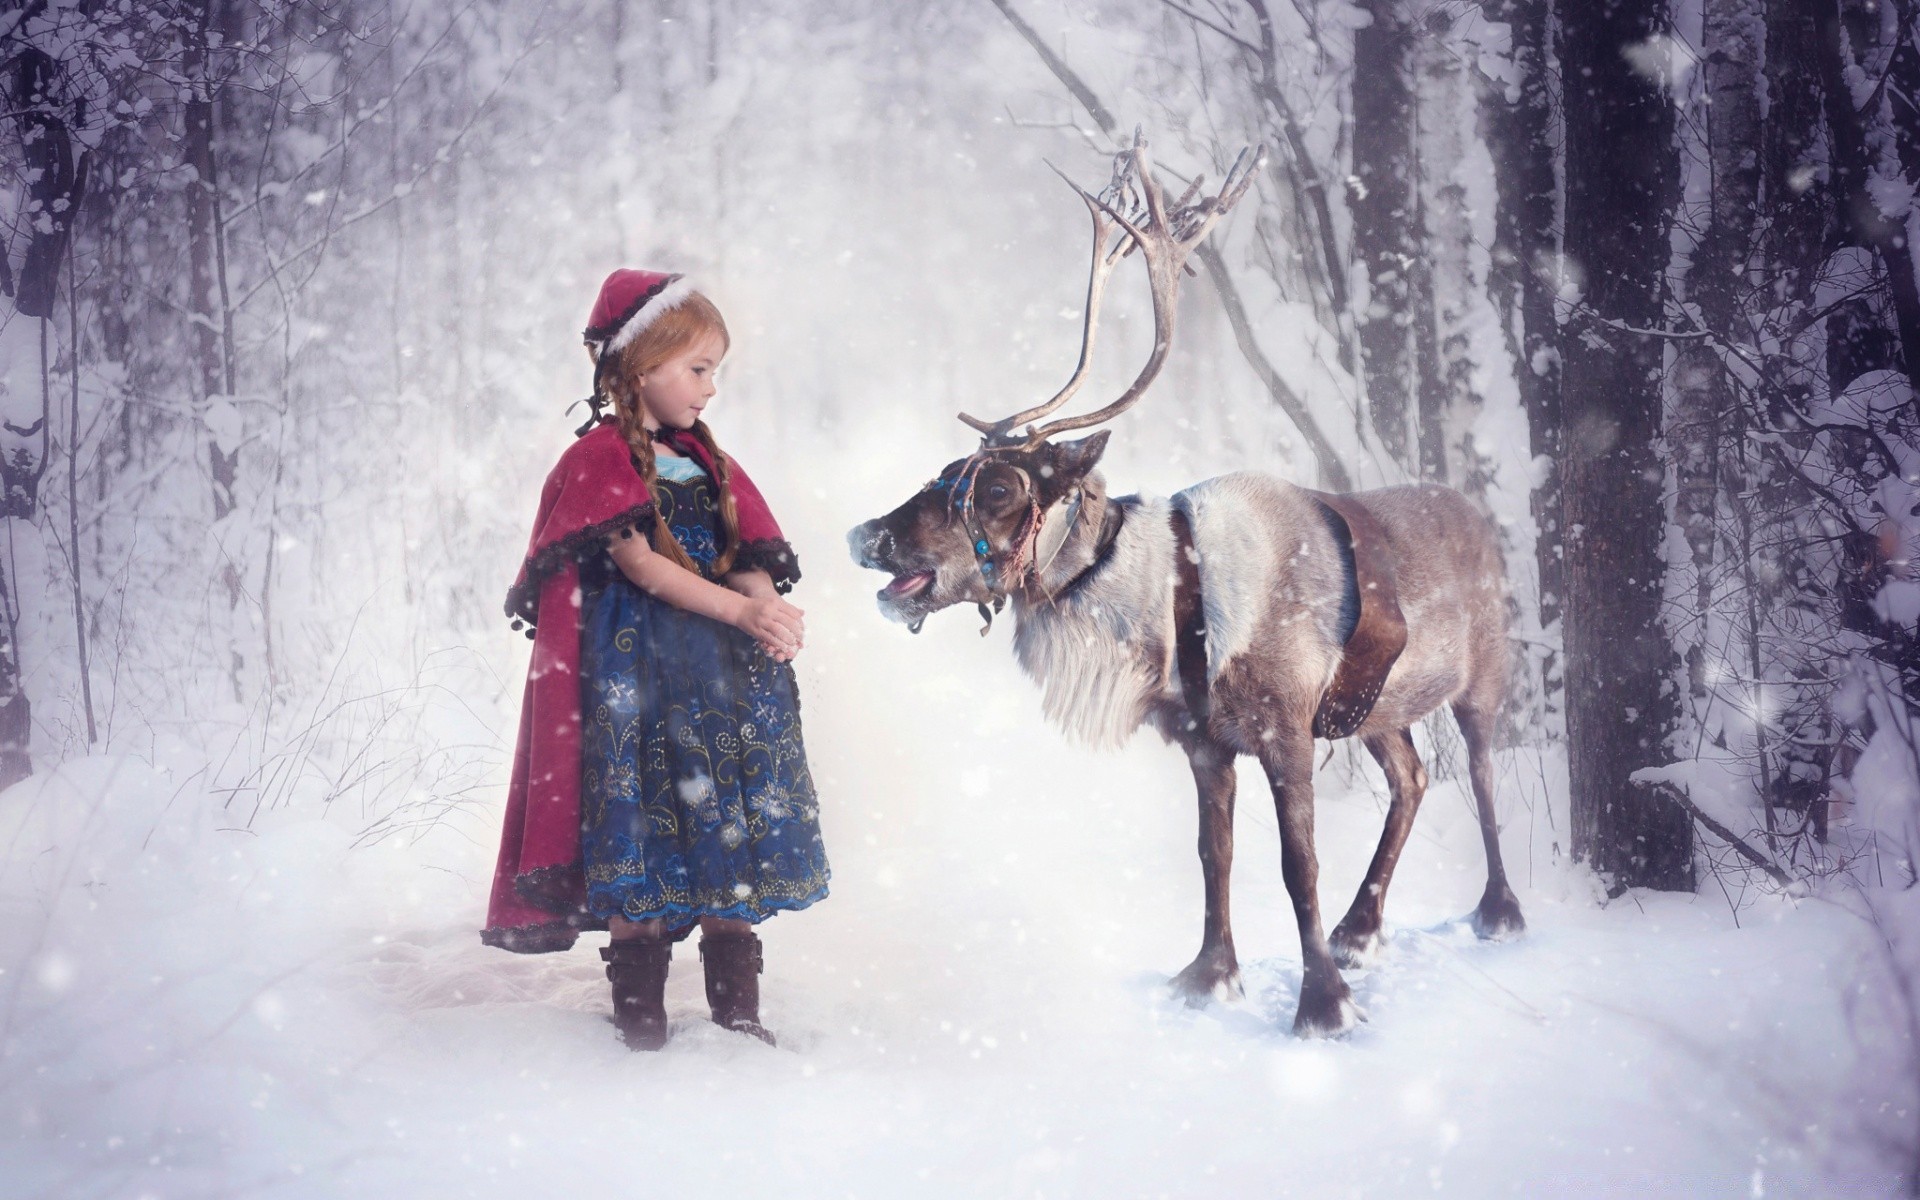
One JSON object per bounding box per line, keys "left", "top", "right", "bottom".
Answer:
{"left": 582, "top": 268, "right": 697, "bottom": 362}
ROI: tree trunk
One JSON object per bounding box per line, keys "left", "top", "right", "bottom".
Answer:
{"left": 1816, "top": 0, "right": 1920, "bottom": 377}
{"left": 1350, "top": 0, "right": 1421, "bottom": 471}
{"left": 1691, "top": 0, "right": 1762, "bottom": 338}
{"left": 1673, "top": 0, "right": 1761, "bottom": 700}
{"left": 0, "top": 42, "right": 93, "bottom": 786}
{"left": 1481, "top": 0, "right": 1565, "bottom": 724}
{"left": 1482, "top": 0, "right": 1559, "bottom": 741}
{"left": 1559, "top": 0, "right": 1693, "bottom": 890}
{"left": 1688, "top": 0, "right": 1798, "bottom": 823}
{"left": 0, "top": 566, "right": 26, "bottom": 785}
{"left": 185, "top": 0, "right": 235, "bottom": 519}
{"left": 1409, "top": 198, "right": 1448, "bottom": 483}
{"left": 10, "top": 48, "right": 87, "bottom": 321}
{"left": 185, "top": 0, "right": 248, "bottom": 701}
{"left": 1761, "top": 0, "right": 1831, "bottom": 317}
{"left": 1414, "top": 12, "right": 1481, "bottom": 487}
{"left": 1886, "top": 0, "right": 1920, "bottom": 218}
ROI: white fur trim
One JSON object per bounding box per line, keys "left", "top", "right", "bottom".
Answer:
{"left": 606, "top": 276, "right": 698, "bottom": 354}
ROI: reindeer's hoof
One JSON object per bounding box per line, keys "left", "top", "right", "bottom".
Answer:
{"left": 1170, "top": 954, "right": 1243, "bottom": 1006}
{"left": 1472, "top": 885, "right": 1526, "bottom": 941}
{"left": 1328, "top": 922, "right": 1383, "bottom": 969}
{"left": 1292, "top": 976, "right": 1362, "bottom": 1038}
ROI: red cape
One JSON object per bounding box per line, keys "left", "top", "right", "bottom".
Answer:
{"left": 482, "top": 420, "right": 798, "bottom": 953}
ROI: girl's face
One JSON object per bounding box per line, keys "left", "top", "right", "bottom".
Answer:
{"left": 634, "top": 330, "right": 726, "bottom": 430}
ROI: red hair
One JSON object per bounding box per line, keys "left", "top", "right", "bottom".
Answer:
{"left": 604, "top": 294, "right": 742, "bottom": 575}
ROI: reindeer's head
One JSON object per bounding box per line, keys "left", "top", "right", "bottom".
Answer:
{"left": 847, "top": 432, "right": 1112, "bottom": 631}
{"left": 847, "top": 133, "right": 1263, "bottom": 632}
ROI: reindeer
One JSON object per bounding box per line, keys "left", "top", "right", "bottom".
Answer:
{"left": 847, "top": 139, "right": 1525, "bottom": 1036}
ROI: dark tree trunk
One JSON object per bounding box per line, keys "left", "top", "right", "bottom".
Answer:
{"left": 1887, "top": 1, "right": 1920, "bottom": 188}
{"left": 185, "top": 0, "right": 235, "bottom": 518}
{"left": 9, "top": 47, "right": 88, "bottom": 322}
{"left": 1693, "top": 0, "right": 1763, "bottom": 334}
{"left": 1480, "top": 0, "right": 1564, "bottom": 716}
{"left": 1814, "top": 0, "right": 1903, "bottom": 404}
{"left": 1350, "top": 0, "right": 1421, "bottom": 471}
{"left": 1816, "top": 0, "right": 1920, "bottom": 378}
{"left": 0, "top": 42, "right": 93, "bottom": 787}
{"left": 1559, "top": 0, "right": 1693, "bottom": 890}
{"left": 1673, "top": 0, "right": 1760, "bottom": 704}
{"left": 185, "top": 0, "right": 247, "bottom": 701}
{"left": 1409, "top": 199, "right": 1449, "bottom": 484}
{"left": 1754, "top": 0, "right": 1838, "bottom": 579}
{"left": 1761, "top": 0, "right": 1832, "bottom": 331}
{"left": 0, "top": 570, "right": 26, "bottom": 785}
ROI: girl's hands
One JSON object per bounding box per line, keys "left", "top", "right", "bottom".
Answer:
{"left": 607, "top": 538, "right": 806, "bottom": 662}
{"left": 735, "top": 594, "right": 805, "bottom": 661}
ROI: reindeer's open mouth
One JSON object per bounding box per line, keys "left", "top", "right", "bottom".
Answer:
{"left": 882, "top": 570, "right": 935, "bottom": 600}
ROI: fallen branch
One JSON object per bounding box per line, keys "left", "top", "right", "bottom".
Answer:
{"left": 1634, "top": 778, "right": 1794, "bottom": 887}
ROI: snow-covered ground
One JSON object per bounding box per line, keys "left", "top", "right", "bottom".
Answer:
{"left": 2, "top": 556, "right": 1908, "bottom": 1197}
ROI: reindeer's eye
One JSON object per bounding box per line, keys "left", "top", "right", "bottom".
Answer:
{"left": 986, "top": 482, "right": 1011, "bottom": 503}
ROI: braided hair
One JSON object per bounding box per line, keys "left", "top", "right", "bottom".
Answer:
{"left": 600, "top": 293, "right": 743, "bottom": 576}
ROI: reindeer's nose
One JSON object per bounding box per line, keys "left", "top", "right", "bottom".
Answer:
{"left": 847, "top": 521, "right": 893, "bottom": 569}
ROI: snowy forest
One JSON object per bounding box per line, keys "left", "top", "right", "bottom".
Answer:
{"left": 4, "top": 0, "right": 1919, "bottom": 1194}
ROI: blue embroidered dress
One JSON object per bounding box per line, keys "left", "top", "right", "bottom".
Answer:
{"left": 578, "top": 452, "right": 830, "bottom": 928}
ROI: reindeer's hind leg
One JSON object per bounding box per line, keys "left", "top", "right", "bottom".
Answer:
{"left": 1453, "top": 701, "right": 1526, "bottom": 939}
{"left": 1170, "top": 736, "right": 1242, "bottom": 1004}
{"left": 1261, "top": 730, "right": 1359, "bottom": 1037}
{"left": 1329, "top": 727, "right": 1427, "bottom": 967}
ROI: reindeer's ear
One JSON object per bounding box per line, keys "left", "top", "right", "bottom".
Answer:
{"left": 1047, "top": 431, "right": 1110, "bottom": 483}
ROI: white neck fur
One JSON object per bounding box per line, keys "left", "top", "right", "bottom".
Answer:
{"left": 1011, "top": 496, "right": 1177, "bottom": 749}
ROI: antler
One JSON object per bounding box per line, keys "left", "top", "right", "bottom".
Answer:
{"left": 960, "top": 133, "right": 1266, "bottom": 448}
{"left": 959, "top": 146, "right": 1146, "bottom": 441}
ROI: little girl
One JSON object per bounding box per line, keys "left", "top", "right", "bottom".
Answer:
{"left": 483, "top": 269, "right": 831, "bottom": 1050}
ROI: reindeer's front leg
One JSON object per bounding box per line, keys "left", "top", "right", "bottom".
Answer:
{"left": 1262, "top": 729, "right": 1360, "bottom": 1037}
{"left": 1170, "top": 736, "right": 1241, "bottom": 1004}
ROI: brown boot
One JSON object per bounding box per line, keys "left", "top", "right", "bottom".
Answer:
{"left": 700, "top": 931, "right": 775, "bottom": 1045}
{"left": 601, "top": 938, "right": 672, "bottom": 1050}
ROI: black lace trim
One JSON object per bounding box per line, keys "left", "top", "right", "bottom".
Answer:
{"left": 479, "top": 920, "right": 582, "bottom": 955}
{"left": 504, "top": 501, "right": 658, "bottom": 625}
{"left": 479, "top": 863, "right": 612, "bottom": 954}
{"left": 479, "top": 910, "right": 698, "bottom": 954}
{"left": 731, "top": 537, "right": 802, "bottom": 594}
{"left": 514, "top": 862, "right": 584, "bottom": 914}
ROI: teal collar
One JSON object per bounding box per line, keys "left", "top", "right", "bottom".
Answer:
{"left": 654, "top": 454, "right": 704, "bottom": 482}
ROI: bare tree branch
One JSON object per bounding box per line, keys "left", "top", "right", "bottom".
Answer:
{"left": 984, "top": 0, "right": 1355, "bottom": 489}
{"left": 984, "top": 0, "right": 1119, "bottom": 135}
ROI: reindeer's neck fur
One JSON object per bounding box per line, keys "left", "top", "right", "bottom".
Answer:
{"left": 1011, "top": 483, "right": 1178, "bottom": 749}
